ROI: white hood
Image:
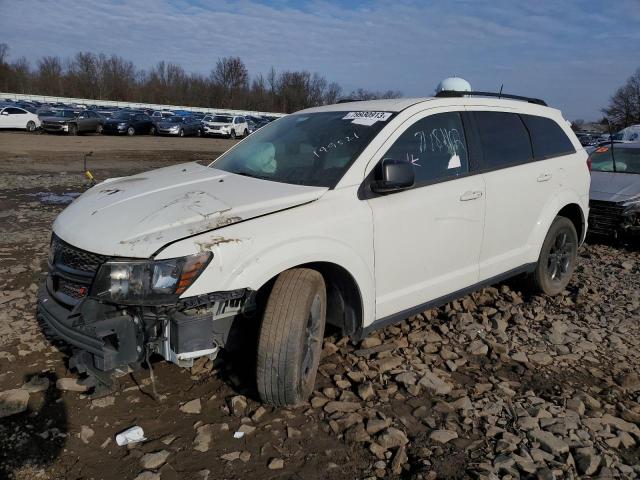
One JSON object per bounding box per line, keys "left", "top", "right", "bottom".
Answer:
{"left": 53, "top": 162, "right": 327, "bottom": 257}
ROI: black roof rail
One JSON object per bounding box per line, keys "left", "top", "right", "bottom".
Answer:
{"left": 337, "top": 98, "right": 358, "bottom": 104}
{"left": 435, "top": 90, "right": 547, "bottom": 106}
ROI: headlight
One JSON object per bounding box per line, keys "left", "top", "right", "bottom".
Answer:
{"left": 169, "top": 125, "right": 179, "bottom": 131}
{"left": 118, "top": 122, "right": 127, "bottom": 127}
{"left": 91, "top": 252, "right": 212, "bottom": 305}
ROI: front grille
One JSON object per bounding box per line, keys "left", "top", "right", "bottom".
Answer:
{"left": 48, "top": 234, "right": 107, "bottom": 305}
{"left": 50, "top": 234, "right": 107, "bottom": 273}
{"left": 588, "top": 200, "right": 625, "bottom": 236}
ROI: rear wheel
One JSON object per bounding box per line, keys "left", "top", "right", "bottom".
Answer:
{"left": 150, "top": 126, "right": 156, "bottom": 136}
{"left": 69, "top": 123, "right": 78, "bottom": 136}
{"left": 526, "top": 216, "right": 578, "bottom": 296}
{"left": 243, "top": 128, "right": 249, "bottom": 137}
{"left": 26, "top": 121, "right": 36, "bottom": 132}
{"left": 127, "top": 126, "right": 135, "bottom": 136}
{"left": 96, "top": 124, "right": 103, "bottom": 134}
{"left": 196, "top": 129, "right": 202, "bottom": 137}
{"left": 230, "top": 130, "right": 236, "bottom": 139}
{"left": 179, "top": 129, "right": 185, "bottom": 137}
{"left": 256, "top": 268, "right": 326, "bottom": 406}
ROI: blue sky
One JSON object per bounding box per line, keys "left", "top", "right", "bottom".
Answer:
{"left": 1, "top": 0, "right": 639, "bottom": 119}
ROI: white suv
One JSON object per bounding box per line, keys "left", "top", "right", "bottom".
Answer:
{"left": 202, "top": 114, "right": 249, "bottom": 138}
{"left": 39, "top": 92, "right": 590, "bottom": 405}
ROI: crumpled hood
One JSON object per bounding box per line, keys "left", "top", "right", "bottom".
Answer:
{"left": 53, "top": 162, "right": 327, "bottom": 257}
{"left": 590, "top": 171, "right": 640, "bottom": 203}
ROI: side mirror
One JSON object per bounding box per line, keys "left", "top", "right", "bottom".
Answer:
{"left": 371, "top": 159, "right": 415, "bottom": 194}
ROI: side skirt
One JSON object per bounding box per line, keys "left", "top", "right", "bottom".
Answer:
{"left": 353, "top": 263, "right": 536, "bottom": 341}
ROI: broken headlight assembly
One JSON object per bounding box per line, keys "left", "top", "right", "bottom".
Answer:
{"left": 90, "top": 252, "right": 212, "bottom": 305}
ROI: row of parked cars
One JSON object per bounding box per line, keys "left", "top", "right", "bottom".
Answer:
{"left": 0, "top": 98, "right": 276, "bottom": 138}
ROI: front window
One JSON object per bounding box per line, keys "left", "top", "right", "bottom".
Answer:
{"left": 112, "top": 111, "right": 135, "bottom": 120}
{"left": 53, "top": 110, "right": 76, "bottom": 118}
{"left": 211, "top": 111, "right": 394, "bottom": 188}
{"left": 590, "top": 146, "right": 640, "bottom": 174}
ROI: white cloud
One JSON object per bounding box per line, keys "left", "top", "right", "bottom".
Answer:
{"left": 0, "top": 0, "right": 637, "bottom": 119}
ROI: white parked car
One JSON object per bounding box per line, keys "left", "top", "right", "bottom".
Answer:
{"left": 0, "top": 106, "right": 41, "bottom": 131}
{"left": 39, "top": 91, "right": 590, "bottom": 405}
{"left": 202, "top": 114, "right": 249, "bottom": 138}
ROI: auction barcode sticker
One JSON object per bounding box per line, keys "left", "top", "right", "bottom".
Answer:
{"left": 343, "top": 111, "right": 392, "bottom": 121}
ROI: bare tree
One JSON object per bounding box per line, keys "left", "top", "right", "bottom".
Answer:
{"left": 603, "top": 68, "right": 640, "bottom": 128}
{"left": 211, "top": 57, "right": 248, "bottom": 108}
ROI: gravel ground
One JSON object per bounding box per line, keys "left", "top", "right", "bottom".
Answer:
{"left": 0, "top": 132, "right": 639, "bottom": 480}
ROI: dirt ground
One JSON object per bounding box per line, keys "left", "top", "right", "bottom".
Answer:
{"left": 0, "top": 131, "right": 639, "bottom": 480}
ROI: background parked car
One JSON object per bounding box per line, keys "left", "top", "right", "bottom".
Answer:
{"left": 41, "top": 109, "right": 104, "bottom": 135}
{"left": 153, "top": 115, "right": 202, "bottom": 137}
{"left": 201, "top": 114, "right": 248, "bottom": 138}
{"left": 102, "top": 111, "right": 154, "bottom": 135}
{"left": 0, "top": 106, "right": 41, "bottom": 131}
{"left": 588, "top": 142, "right": 640, "bottom": 240}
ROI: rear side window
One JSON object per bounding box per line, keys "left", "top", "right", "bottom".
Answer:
{"left": 382, "top": 112, "right": 469, "bottom": 185}
{"left": 474, "top": 111, "right": 532, "bottom": 170}
{"left": 521, "top": 114, "right": 575, "bottom": 160}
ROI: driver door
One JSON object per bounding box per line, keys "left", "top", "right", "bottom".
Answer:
{"left": 366, "top": 109, "right": 486, "bottom": 320}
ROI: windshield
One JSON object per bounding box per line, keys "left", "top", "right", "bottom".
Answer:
{"left": 211, "top": 111, "right": 394, "bottom": 188}
{"left": 112, "top": 111, "right": 136, "bottom": 120}
{"left": 164, "top": 117, "right": 182, "bottom": 123}
{"left": 53, "top": 110, "right": 76, "bottom": 118}
{"left": 212, "top": 115, "right": 232, "bottom": 123}
{"left": 590, "top": 146, "right": 640, "bottom": 174}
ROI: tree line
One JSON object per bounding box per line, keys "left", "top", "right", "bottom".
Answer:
{"left": 0, "top": 43, "right": 401, "bottom": 113}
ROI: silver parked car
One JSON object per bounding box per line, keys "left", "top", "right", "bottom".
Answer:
{"left": 588, "top": 142, "right": 640, "bottom": 239}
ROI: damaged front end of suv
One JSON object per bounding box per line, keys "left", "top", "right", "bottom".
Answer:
{"left": 38, "top": 234, "right": 251, "bottom": 393}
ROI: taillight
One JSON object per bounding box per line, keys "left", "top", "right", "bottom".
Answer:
{"left": 586, "top": 157, "right": 592, "bottom": 171}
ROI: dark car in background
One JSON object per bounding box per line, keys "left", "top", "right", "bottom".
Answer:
{"left": 102, "top": 111, "right": 154, "bottom": 135}
{"left": 153, "top": 116, "right": 202, "bottom": 137}
{"left": 588, "top": 142, "right": 640, "bottom": 240}
{"left": 41, "top": 109, "right": 104, "bottom": 135}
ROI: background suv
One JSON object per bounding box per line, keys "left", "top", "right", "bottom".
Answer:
{"left": 202, "top": 114, "right": 248, "bottom": 138}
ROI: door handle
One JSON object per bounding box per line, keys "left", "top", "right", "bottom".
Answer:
{"left": 459, "top": 190, "right": 483, "bottom": 201}
{"left": 537, "top": 173, "right": 552, "bottom": 182}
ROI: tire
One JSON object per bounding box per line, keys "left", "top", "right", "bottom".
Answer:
{"left": 526, "top": 216, "right": 578, "bottom": 296}
{"left": 69, "top": 124, "right": 78, "bottom": 136}
{"left": 257, "top": 268, "right": 326, "bottom": 406}
{"left": 127, "top": 126, "right": 135, "bottom": 136}
{"left": 150, "top": 126, "right": 156, "bottom": 136}
{"left": 179, "top": 129, "right": 185, "bottom": 137}
{"left": 96, "top": 124, "right": 103, "bottom": 134}
{"left": 243, "top": 128, "right": 249, "bottom": 137}
{"left": 196, "top": 129, "right": 202, "bottom": 137}
{"left": 26, "top": 121, "right": 36, "bottom": 132}
{"left": 230, "top": 130, "right": 236, "bottom": 139}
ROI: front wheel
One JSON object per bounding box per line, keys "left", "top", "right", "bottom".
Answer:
{"left": 127, "top": 126, "right": 135, "bottom": 136}
{"left": 243, "top": 128, "right": 249, "bottom": 137}
{"left": 526, "top": 216, "right": 578, "bottom": 296}
{"left": 256, "top": 268, "right": 326, "bottom": 406}
{"left": 69, "top": 123, "right": 78, "bottom": 136}
{"left": 26, "top": 121, "right": 36, "bottom": 132}
{"left": 150, "top": 126, "right": 156, "bottom": 136}
{"left": 230, "top": 130, "right": 236, "bottom": 139}
{"left": 96, "top": 124, "right": 103, "bottom": 134}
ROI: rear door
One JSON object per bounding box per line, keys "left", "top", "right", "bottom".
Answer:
{"left": 367, "top": 109, "right": 486, "bottom": 320}
{"left": 467, "top": 109, "right": 557, "bottom": 280}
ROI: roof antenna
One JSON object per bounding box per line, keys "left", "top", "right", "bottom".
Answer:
{"left": 498, "top": 84, "right": 504, "bottom": 99}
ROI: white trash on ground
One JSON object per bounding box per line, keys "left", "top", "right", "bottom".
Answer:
{"left": 116, "top": 426, "right": 146, "bottom": 446}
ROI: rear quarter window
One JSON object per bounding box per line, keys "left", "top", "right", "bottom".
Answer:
{"left": 521, "top": 114, "right": 575, "bottom": 160}
{"left": 473, "top": 111, "right": 533, "bottom": 170}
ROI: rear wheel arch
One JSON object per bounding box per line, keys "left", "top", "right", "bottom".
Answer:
{"left": 557, "top": 203, "right": 585, "bottom": 243}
